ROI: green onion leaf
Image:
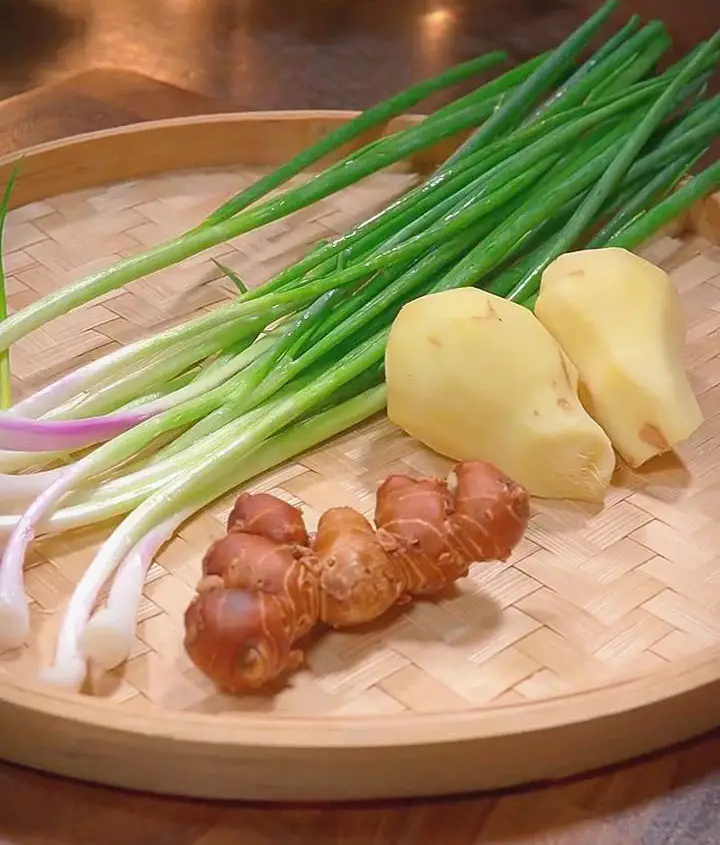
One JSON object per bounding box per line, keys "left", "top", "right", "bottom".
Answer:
{"left": 212, "top": 259, "right": 248, "bottom": 294}
{"left": 0, "top": 159, "right": 21, "bottom": 409}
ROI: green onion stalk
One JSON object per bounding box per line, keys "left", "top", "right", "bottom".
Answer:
{"left": 0, "top": 163, "right": 19, "bottom": 409}
{"left": 0, "top": 61, "right": 528, "bottom": 354}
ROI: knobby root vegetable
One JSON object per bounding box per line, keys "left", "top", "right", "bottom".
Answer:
{"left": 384, "top": 287, "right": 616, "bottom": 502}
{"left": 183, "top": 459, "right": 529, "bottom": 693}
{"left": 226, "top": 492, "right": 310, "bottom": 545}
{"left": 374, "top": 475, "right": 455, "bottom": 595}
{"left": 534, "top": 247, "right": 704, "bottom": 467}
{"left": 312, "top": 507, "right": 405, "bottom": 626}
{"left": 374, "top": 461, "right": 528, "bottom": 593}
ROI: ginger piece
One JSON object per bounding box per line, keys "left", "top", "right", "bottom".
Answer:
{"left": 535, "top": 247, "right": 704, "bottom": 467}
{"left": 386, "top": 287, "right": 616, "bottom": 502}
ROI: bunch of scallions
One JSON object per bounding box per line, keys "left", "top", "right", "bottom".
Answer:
{"left": 0, "top": 0, "right": 719, "bottom": 690}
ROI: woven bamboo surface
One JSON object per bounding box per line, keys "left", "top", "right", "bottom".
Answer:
{"left": 1, "top": 163, "right": 720, "bottom": 721}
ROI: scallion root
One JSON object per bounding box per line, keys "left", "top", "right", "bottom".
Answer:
{"left": 81, "top": 514, "right": 187, "bottom": 671}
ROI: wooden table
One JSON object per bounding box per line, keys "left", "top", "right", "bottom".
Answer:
{"left": 0, "top": 1, "right": 719, "bottom": 841}
{"left": 0, "top": 731, "right": 718, "bottom": 844}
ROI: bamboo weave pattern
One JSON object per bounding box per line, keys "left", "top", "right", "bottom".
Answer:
{"left": 2, "top": 167, "right": 719, "bottom": 717}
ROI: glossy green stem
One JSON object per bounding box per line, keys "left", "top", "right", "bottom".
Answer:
{"left": 204, "top": 50, "right": 508, "bottom": 225}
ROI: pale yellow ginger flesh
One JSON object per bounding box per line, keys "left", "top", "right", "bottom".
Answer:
{"left": 385, "top": 287, "right": 616, "bottom": 502}
{"left": 534, "top": 247, "right": 704, "bottom": 468}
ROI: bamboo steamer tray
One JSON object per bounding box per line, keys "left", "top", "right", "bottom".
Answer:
{"left": 0, "top": 111, "right": 719, "bottom": 803}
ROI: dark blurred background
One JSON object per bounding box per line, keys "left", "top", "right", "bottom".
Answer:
{"left": 0, "top": 0, "right": 718, "bottom": 108}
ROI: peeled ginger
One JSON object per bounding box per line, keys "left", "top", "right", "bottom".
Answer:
{"left": 534, "top": 247, "right": 703, "bottom": 468}
{"left": 385, "top": 288, "right": 616, "bottom": 502}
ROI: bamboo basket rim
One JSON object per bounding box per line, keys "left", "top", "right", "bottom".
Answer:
{"left": 0, "top": 111, "right": 718, "bottom": 797}
{"left": 2, "top": 648, "right": 718, "bottom": 749}
{"left": 0, "top": 109, "right": 425, "bottom": 181}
